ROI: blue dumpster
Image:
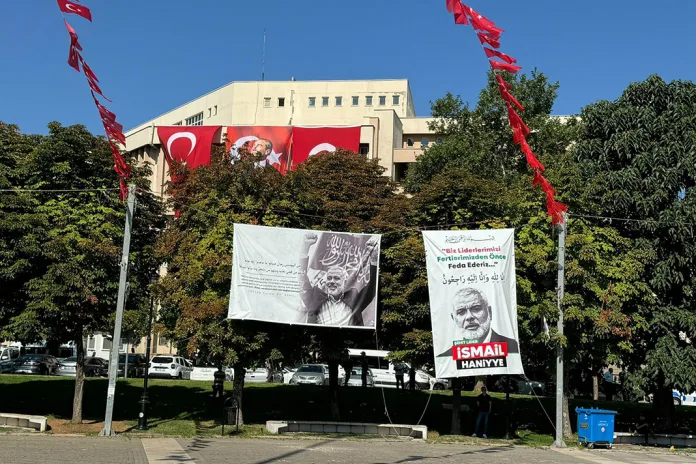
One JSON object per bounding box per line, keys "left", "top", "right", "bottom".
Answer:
{"left": 576, "top": 407, "right": 617, "bottom": 448}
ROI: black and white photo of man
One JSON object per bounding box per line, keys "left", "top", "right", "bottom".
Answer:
{"left": 298, "top": 232, "right": 379, "bottom": 327}
{"left": 438, "top": 287, "right": 519, "bottom": 358}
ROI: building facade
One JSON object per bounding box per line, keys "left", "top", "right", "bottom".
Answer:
{"left": 124, "top": 79, "right": 439, "bottom": 193}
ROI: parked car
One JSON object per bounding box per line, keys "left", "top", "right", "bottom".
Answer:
{"left": 518, "top": 379, "right": 546, "bottom": 396}
{"left": 347, "top": 349, "right": 431, "bottom": 389}
{"left": 283, "top": 367, "right": 297, "bottom": 384}
{"left": 12, "top": 354, "right": 59, "bottom": 375}
{"left": 430, "top": 378, "right": 450, "bottom": 390}
{"left": 289, "top": 364, "right": 330, "bottom": 385}
{"left": 148, "top": 355, "right": 193, "bottom": 379}
{"left": 673, "top": 390, "right": 696, "bottom": 406}
{"left": 56, "top": 356, "right": 108, "bottom": 377}
{"left": 117, "top": 353, "right": 147, "bottom": 378}
{"left": 244, "top": 368, "right": 270, "bottom": 383}
{"left": 0, "top": 346, "right": 21, "bottom": 373}
{"left": 345, "top": 366, "right": 375, "bottom": 387}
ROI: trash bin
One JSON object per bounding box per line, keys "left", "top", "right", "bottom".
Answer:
{"left": 222, "top": 397, "right": 239, "bottom": 435}
{"left": 576, "top": 407, "right": 617, "bottom": 448}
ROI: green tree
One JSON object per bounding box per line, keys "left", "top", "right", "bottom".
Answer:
{"left": 1, "top": 122, "right": 164, "bottom": 423}
{"left": 155, "top": 146, "right": 296, "bottom": 424}
{"left": 574, "top": 75, "right": 696, "bottom": 428}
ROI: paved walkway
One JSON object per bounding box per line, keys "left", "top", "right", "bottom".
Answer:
{"left": 1, "top": 436, "right": 696, "bottom": 463}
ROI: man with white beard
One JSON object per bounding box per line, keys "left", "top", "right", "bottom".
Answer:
{"left": 437, "top": 287, "right": 519, "bottom": 358}
{"left": 297, "top": 233, "right": 378, "bottom": 326}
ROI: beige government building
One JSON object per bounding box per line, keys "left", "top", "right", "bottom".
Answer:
{"left": 125, "top": 78, "right": 441, "bottom": 192}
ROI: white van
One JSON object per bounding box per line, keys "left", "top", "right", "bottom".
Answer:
{"left": 347, "top": 349, "right": 444, "bottom": 390}
{"left": 674, "top": 390, "right": 696, "bottom": 406}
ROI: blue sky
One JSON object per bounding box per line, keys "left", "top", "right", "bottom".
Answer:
{"left": 1, "top": 1, "right": 694, "bottom": 135}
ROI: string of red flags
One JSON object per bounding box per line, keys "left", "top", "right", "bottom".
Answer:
{"left": 55, "top": 1, "right": 130, "bottom": 200}
{"left": 445, "top": 1, "right": 567, "bottom": 225}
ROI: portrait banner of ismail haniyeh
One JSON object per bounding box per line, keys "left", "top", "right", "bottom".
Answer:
{"left": 228, "top": 224, "right": 381, "bottom": 329}
{"left": 422, "top": 229, "right": 524, "bottom": 379}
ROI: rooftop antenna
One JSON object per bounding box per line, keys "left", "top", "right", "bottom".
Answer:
{"left": 262, "top": 29, "right": 266, "bottom": 81}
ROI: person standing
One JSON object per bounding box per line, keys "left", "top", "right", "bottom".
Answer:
{"left": 603, "top": 368, "right": 615, "bottom": 401}
{"left": 472, "top": 386, "right": 492, "bottom": 438}
{"left": 360, "top": 352, "right": 368, "bottom": 388}
{"left": 212, "top": 365, "right": 225, "bottom": 399}
{"left": 394, "top": 363, "right": 406, "bottom": 390}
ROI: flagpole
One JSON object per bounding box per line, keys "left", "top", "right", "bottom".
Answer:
{"left": 100, "top": 184, "right": 136, "bottom": 437}
{"left": 552, "top": 212, "right": 567, "bottom": 448}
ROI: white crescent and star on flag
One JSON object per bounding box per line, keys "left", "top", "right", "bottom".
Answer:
{"left": 167, "top": 132, "right": 197, "bottom": 165}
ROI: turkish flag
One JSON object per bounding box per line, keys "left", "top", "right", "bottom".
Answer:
{"left": 291, "top": 126, "right": 361, "bottom": 168}
{"left": 477, "top": 32, "right": 500, "bottom": 49}
{"left": 496, "top": 75, "right": 524, "bottom": 113}
{"left": 490, "top": 60, "right": 522, "bottom": 73}
{"left": 506, "top": 103, "right": 530, "bottom": 144}
{"left": 484, "top": 47, "right": 516, "bottom": 64}
{"left": 92, "top": 92, "right": 116, "bottom": 121}
{"left": 225, "top": 126, "right": 293, "bottom": 174}
{"left": 80, "top": 57, "right": 99, "bottom": 83}
{"left": 64, "top": 20, "right": 82, "bottom": 51}
{"left": 446, "top": 0, "right": 458, "bottom": 13}
{"left": 158, "top": 126, "right": 222, "bottom": 169}
{"left": 86, "top": 75, "right": 111, "bottom": 102}
{"left": 56, "top": 0, "right": 92, "bottom": 22}
{"left": 104, "top": 124, "right": 126, "bottom": 145}
{"left": 465, "top": 5, "right": 502, "bottom": 37}
{"left": 68, "top": 46, "right": 81, "bottom": 72}
{"left": 452, "top": 1, "right": 468, "bottom": 25}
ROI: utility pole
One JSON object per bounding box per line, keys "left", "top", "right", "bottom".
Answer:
{"left": 552, "top": 213, "right": 567, "bottom": 448}
{"left": 136, "top": 275, "right": 157, "bottom": 431}
{"left": 100, "top": 185, "right": 137, "bottom": 437}
{"left": 261, "top": 29, "right": 266, "bottom": 81}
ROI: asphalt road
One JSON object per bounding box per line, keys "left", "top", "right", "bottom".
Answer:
{"left": 1, "top": 436, "right": 695, "bottom": 464}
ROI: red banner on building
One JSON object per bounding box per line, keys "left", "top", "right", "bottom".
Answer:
{"left": 226, "top": 126, "right": 293, "bottom": 174}
{"left": 157, "top": 126, "right": 222, "bottom": 169}
{"left": 291, "top": 126, "right": 361, "bottom": 169}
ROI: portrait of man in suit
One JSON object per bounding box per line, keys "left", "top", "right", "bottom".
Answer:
{"left": 438, "top": 287, "right": 519, "bottom": 358}
{"left": 297, "top": 232, "right": 379, "bottom": 327}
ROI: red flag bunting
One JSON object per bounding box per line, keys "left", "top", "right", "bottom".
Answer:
{"left": 506, "top": 103, "right": 530, "bottom": 144}
{"left": 452, "top": 1, "right": 469, "bottom": 25}
{"left": 104, "top": 124, "right": 126, "bottom": 145}
{"left": 67, "top": 46, "right": 81, "bottom": 72}
{"left": 465, "top": 4, "right": 503, "bottom": 38}
{"left": 80, "top": 57, "right": 99, "bottom": 83}
{"left": 92, "top": 92, "right": 116, "bottom": 121}
{"left": 64, "top": 20, "right": 82, "bottom": 51}
{"left": 477, "top": 32, "right": 500, "bottom": 49}
{"left": 446, "top": 0, "right": 458, "bottom": 13}
{"left": 496, "top": 75, "right": 524, "bottom": 112}
{"left": 56, "top": 0, "right": 92, "bottom": 22}
{"left": 119, "top": 177, "right": 128, "bottom": 201}
{"left": 520, "top": 139, "right": 545, "bottom": 171}
{"left": 484, "top": 47, "right": 516, "bottom": 64}
{"left": 86, "top": 76, "right": 112, "bottom": 102}
{"left": 490, "top": 60, "right": 522, "bottom": 73}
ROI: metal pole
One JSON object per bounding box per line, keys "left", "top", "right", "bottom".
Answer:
{"left": 124, "top": 342, "right": 128, "bottom": 379}
{"left": 100, "top": 185, "right": 137, "bottom": 437}
{"left": 552, "top": 213, "right": 567, "bottom": 448}
{"left": 136, "top": 291, "right": 155, "bottom": 430}
{"left": 504, "top": 376, "right": 512, "bottom": 439}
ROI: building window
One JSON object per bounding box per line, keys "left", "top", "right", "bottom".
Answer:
{"left": 359, "top": 143, "right": 369, "bottom": 156}
{"left": 421, "top": 138, "right": 429, "bottom": 148}
{"left": 263, "top": 97, "right": 271, "bottom": 108}
{"left": 87, "top": 337, "right": 95, "bottom": 350}
{"left": 379, "top": 96, "right": 386, "bottom": 106}
{"left": 352, "top": 96, "right": 359, "bottom": 106}
{"left": 309, "top": 97, "right": 316, "bottom": 107}
{"left": 185, "top": 112, "right": 204, "bottom": 126}
{"left": 172, "top": 121, "right": 182, "bottom": 126}
{"left": 436, "top": 138, "right": 443, "bottom": 144}
{"left": 208, "top": 108, "right": 211, "bottom": 117}
{"left": 214, "top": 105, "right": 218, "bottom": 116}
{"left": 335, "top": 96, "right": 342, "bottom": 107}
{"left": 407, "top": 138, "right": 414, "bottom": 147}
{"left": 393, "top": 95, "right": 400, "bottom": 105}
{"left": 322, "top": 97, "right": 329, "bottom": 107}
{"left": 365, "top": 96, "right": 373, "bottom": 106}
{"left": 278, "top": 97, "right": 285, "bottom": 107}
{"left": 159, "top": 335, "right": 168, "bottom": 347}
{"left": 103, "top": 338, "right": 112, "bottom": 350}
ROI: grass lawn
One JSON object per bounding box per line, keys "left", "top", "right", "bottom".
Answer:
{"left": 0, "top": 374, "right": 693, "bottom": 441}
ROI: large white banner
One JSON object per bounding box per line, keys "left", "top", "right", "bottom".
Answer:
{"left": 229, "top": 224, "right": 380, "bottom": 329}
{"left": 422, "top": 229, "right": 523, "bottom": 379}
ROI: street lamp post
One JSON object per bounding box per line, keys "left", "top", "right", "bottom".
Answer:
{"left": 136, "top": 275, "right": 157, "bottom": 430}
